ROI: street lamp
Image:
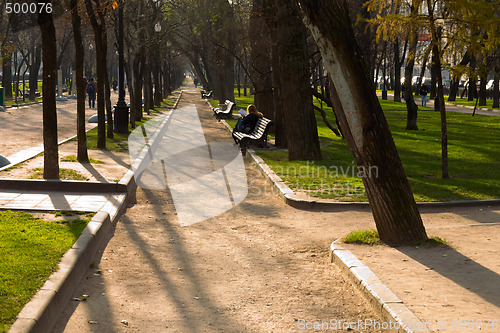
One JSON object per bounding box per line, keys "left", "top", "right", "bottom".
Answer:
{"left": 114, "top": 0, "right": 129, "bottom": 134}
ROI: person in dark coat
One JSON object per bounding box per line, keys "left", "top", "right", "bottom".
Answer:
{"left": 419, "top": 82, "right": 429, "bottom": 107}
{"left": 233, "top": 104, "right": 263, "bottom": 134}
{"left": 86, "top": 78, "right": 97, "bottom": 108}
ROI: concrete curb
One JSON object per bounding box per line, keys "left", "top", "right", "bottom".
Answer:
{"left": 330, "top": 240, "right": 431, "bottom": 333}
{"left": 7, "top": 91, "right": 183, "bottom": 333}
{"left": 0, "top": 178, "right": 128, "bottom": 193}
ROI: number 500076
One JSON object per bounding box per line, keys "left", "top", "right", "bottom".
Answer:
{"left": 5, "top": 2, "right": 53, "bottom": 14}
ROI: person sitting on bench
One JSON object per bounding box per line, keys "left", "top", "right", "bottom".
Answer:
{"left": 233, "top": 104, "right": 263, "bottom": 134}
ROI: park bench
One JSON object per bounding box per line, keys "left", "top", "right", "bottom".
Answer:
{"left": 201, "top": 89, "right": 212, "bottom": 99}
{"left": 213, "top": 100, "right": 235, "bottom": 120}
{"left": 232, "top": 117, "right": 273, "bottom": 156}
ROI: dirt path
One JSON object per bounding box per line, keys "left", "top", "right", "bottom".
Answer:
{"left": 52, "top": 88, "right": 383, "bottom": 332}
{"left": 0, "top": 97, "right": 101, "bottom": 158}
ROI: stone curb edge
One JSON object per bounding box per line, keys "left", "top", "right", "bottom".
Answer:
{"left": 330, "top": 240, "right": 431, "bottom": 333}
{"left": 7, "top": 91, "right": 183, "bottom": 333}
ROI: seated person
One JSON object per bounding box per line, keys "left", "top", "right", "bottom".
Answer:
{"left": 233, "top": 104, "right": 263, "bottom": 134}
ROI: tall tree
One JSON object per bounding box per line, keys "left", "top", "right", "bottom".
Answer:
{"left": 426, "top": 0, "right": 448, "bottom": 178}
{"left": 71, "top": 0, "right": 89, "bottom": 162}
{"left": 365, "top": 0, "right": 421, "bottom": 130}
{"left": 297, "top": 0, "right": 428, "bottom": 245}
{"left": 273, "top": 0, "right": 322, "bottom": 160}
{"left": 38, "top": 4, "right": 59, "bottom": 179}
{"left": 85, "top": 0, "right": 107, "bottom": 148}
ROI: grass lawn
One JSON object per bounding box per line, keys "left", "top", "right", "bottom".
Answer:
{"left": 231, "top": 91, "right": 500, "bottom": 202}
{"left": 0, "top": 211, "right": 92, "bottom": 332}
{"left": 79, "top": 96, "right": 178, "bottom": 152}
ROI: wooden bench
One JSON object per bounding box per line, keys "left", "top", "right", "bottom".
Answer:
{"left": 201, "top": 89, "right": 212, "bottom": 99}
{"left": 213, "top": 100, "right": 235, "bottom": 120}
{"left": 232, "top": 117, "right": 273, "bottom": 155}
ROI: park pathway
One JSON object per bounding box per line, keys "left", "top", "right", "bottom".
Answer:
{"left": 52, "top": 86, "right": 383, "bottom": 333}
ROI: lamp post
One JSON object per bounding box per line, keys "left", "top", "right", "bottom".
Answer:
{"left": 114, "top": 0, "right": 129, "bottom": 134}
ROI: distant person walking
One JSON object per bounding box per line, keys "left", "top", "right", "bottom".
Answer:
{"left": 419, "top": 82, "right": 428, "bottom": 107}
{"left": 86, "top": 78, "right": 97, "bottom": 108}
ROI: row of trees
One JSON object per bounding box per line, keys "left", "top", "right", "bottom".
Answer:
{"left": 2, "top": 0, "right": 498, "bottom": 244}
{"left": 1, "top": 0, "right": 188, "bottom": 179}
{"left": 152, "top": 0, "right": 500, "bottom": 244}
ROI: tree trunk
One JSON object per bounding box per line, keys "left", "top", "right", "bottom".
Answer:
{"left": 154, "top": 58, "right": 162, "bottom": 107}
{"left": 263, "top": 0, "right": 287, "bottom": 148}
{"left": 71, "top": 0, "right": 89, "bottom": 163}
{"left": 163, "top": 57, "right": 171, "bottom": 97}
{"left": 393, "top": 40, "right": 401, "bottom": 103}
{"left": 426, "top": 2, "right": 448, "bottom": 179}
{"left": 493, "top": 70, "right": 499, "bottom": 108}
{"left": 405, "top": 30, "right": 419, "bottom": 130}
{"left": 468, "top": 58, "right": 477, "bottom": 101}
{"left": 29, "top": 45, "right": 42, "bottom": 101}
{"left": 250, "top": 0, "right": 275, "bottom": 119}
{"left": 2, "top": 51, "right": 13, "bottom": 99}
{"left": 274, "top": 0, "right": 322, "bottom": 160}
{"left": 38, "top": 8, "right": 59, "bottom": 179}
{"left": 478, "top": 69, "right": 487, "bottom": 106}
{"left": 105, "top": 71, "right": 114, "bottom": 138}
{"left": 101, "top": 24, "right": 113, "bottom": 139}
{"left": 124, "top": 58, "right": 135, "bottom": 128}
{"left": 298, "top": 0, "right": 428, "bottom": 246}
{"left": 448, "top": 51, "right": 470, "bottom": 102}
{"left": 133, "top": 52, "right": 143, "bottom": 122}
{"left": 143, "top": 60, "right": 152, "bottom": 115}
{"left": 430, "top": 64, "right": 436, "bottom": 99}
{"left": 85, "top": 0, "right": 106, "bottom": 149}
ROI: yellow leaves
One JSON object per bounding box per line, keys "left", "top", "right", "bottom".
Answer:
{"left": 112, "top": 1, "right": 118, "bottom": 10}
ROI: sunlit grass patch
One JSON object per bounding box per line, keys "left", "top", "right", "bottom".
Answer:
{"left": 0, "top": 211, "right": 90, "bottom": 332}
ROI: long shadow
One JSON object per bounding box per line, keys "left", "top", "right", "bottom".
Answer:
{"left": 129, "top": 186, "right": 244, "bottom": 331}
{"left": 52, "top": 228, "right": 119, "bottom": 333}
{"left": 100, "top": 150, "right": 130, "bottom": 169}
{"left": 81, "top": 162, "right": 108, "bottom": 183}
{"left": 110, "top": 93, "right": 244, "bottom": 330}
{"left": 398, "top": 245, "right": 500, "bottom": 309}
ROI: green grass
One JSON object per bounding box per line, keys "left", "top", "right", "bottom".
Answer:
{"left": 29, "top": 168, "right": 87, "bottom": 181}
{"left": 4, "top": 97, "right": 43, "bottom": 105}
{"left": 342, "top": 229, "right": 446, "bottom": 247}
{"left": 82, "top": 97, "right": 177, "bottom": 152}
{"left": 244, "top": 94, "right": 500, "bottom": 202}
{"left": 60, "top": 155, "right": 103, "bottom": 164}
{"left": 414, "top": 236, "right": 448, "bottom": 247}
{"left": 82, "top": 117, "right": 151, "bottom": 152}
{"left": 343, "top": 229, "right": 380, "bottom": 245}
{"left": 0, "top": 211, "right": 90, "bottom": 332}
